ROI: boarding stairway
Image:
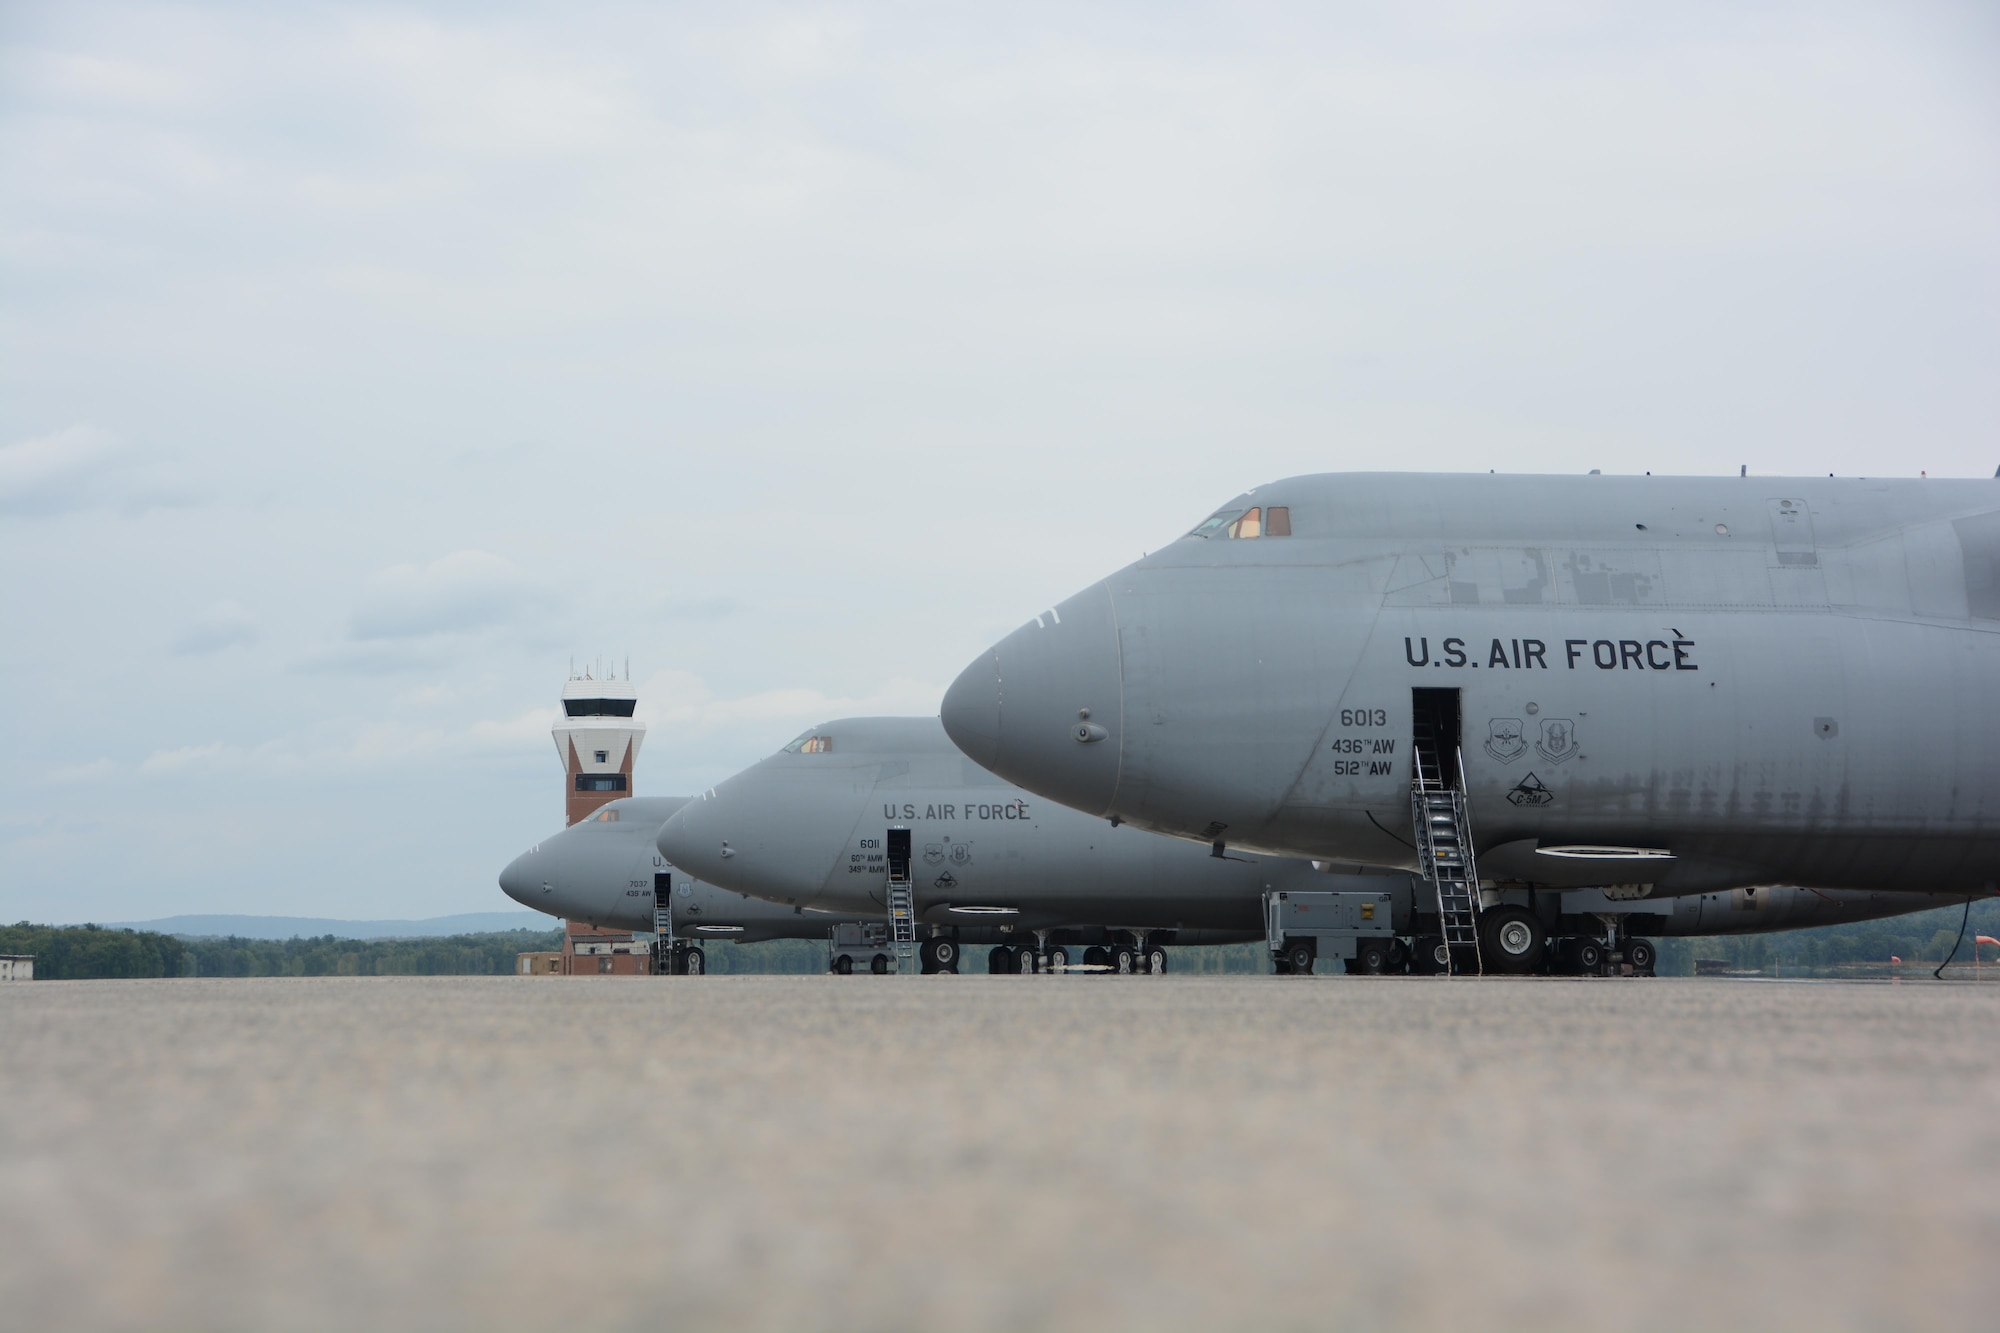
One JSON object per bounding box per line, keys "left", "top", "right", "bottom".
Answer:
{"left": 886, "top": 876, "right": 919, "bottom": 976}
{"left": 882, "top": 827, "right": 923, "bottom": 975}
{"left": 1411, "top": 719, "right": 1483, "bottom": 976}
{"left": 652, "top": 878, "right": 676, "bottom": 976}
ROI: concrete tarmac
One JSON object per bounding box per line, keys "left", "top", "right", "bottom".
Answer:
{"left": 3, "top": 975, "right": 1997, "bottom": 1331}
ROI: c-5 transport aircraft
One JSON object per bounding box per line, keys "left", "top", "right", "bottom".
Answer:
{"left": 499, "top": 796, "right": 862, "bottom": 973}
{"left": 657, "top": 717, "right": 1299, "bottom": 972}
{"left": 941, "top": 471, "right": 2000, "bottom": 970}
{"left": 654, "top": 715, "right": 1956, "bottom": 974}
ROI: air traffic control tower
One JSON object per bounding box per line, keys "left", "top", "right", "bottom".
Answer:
{"left": 554, "top": 667, "right": 646, "bottom": 826}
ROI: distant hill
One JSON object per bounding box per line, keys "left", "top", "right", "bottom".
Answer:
{"left": 98, "top": 911, "right": 556, "bottom": 941}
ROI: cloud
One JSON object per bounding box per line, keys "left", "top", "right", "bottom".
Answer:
{"left": 0, "top": 425, "right": 120, "bottom": 515}
{"left": 171, "top": 600, "right": 258, "bottom": 654}
{"left": 137, "top": 741, "right": 233, "bottom": 774}
{"left": 635, "top": 668, "right": 942, "bottom": 737}
{"left": 47, "top": 759, "right": 120, "bottom": 786}
{"left": 654, "top": 593, "right": 743, "bottom": 622}
{"left": 0, "top": 424, "right": 195, "bottom": 517}
{"left": 348, "top": 550, "right": 553, "bottom": 640}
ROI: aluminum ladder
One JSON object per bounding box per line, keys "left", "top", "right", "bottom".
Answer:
{"left": 652, "top": 877, "right": 677, "bottom": 975}
{"left": 1410, "top": 746, "right": 1483, "bottom": 976}
{"left": 886, "top": 880, "right": 919, "bottom": 975}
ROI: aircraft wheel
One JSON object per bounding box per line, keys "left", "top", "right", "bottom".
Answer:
{"left": 870, "top": 954, "right": 889, "bottom": 975}
{"left": 1357, "top": 939, "right": 1390, "bottom": 975}
{"left": 1628, "top": 939, "right": 1657, "bottom": 976}
{"left": 1046, "top": 946, "right": 1070, "bottom": 970}
{"left": 1285, "top": 940, "right": 1316, "bottom": 975}
{"left": 834, "top": 954, "right": 854, "bottom": 975}
{"left": 932, "top": 938, "right": 959, "bottom": 974}
{"left": 1113, "top": 946, "right": 1137, "bottom": 974}
{"left": 1082, "top": 945, "right": 1111, "bottom": 970}
{"left": 1577, "top": 940, "right": 1608, "bottom": 975}
{"left": 1145, "top": 946, "right": 1169, "bottom": 974}
{"left": 1273, "top": 955, "right": 1293, "bottom": 975}
{"left": 988, "top": 946, "right": 1012, "bottom": 974}
{"left": 1481, "top": 906, "right": 1546, "bottom": 974}
{"left": 684, "top": 947, "right": 706, "bottom": 975}
{"left": 1386, "top": 938, "right": 1410, "bottom": 973}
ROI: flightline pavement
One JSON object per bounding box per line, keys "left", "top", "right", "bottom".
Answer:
{"left": 3, "top": 975, "right": 1996, "bottom": 1331}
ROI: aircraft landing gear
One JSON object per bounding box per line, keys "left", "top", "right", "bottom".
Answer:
{"left": 661, "top": 941, "right": 706, "bottom": 975}
{"left": 1628, "top": 938, "right": 1657, "bottom": 976}
{"left": 988, "top": 945, "right": 1012, "bottom": 974}
{"left": 1082, "top": 944, "right": 1111, "bottom": 970}
{"left": 920, "top": 936, "right": 960, "bottom": 974}
{"left": 1144, "top": 941, "right": 1169, "bottom": 974}
{"left": 1575, "top": 939, "right": 1608, "bottom": 974}
{"left": 1481, "top": 906, "right": 1547, "bottom": 974}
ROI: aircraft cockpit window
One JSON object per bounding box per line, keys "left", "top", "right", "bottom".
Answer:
{"left": 593, "top": 808, "right": 619, "bottom": 822}
{"left": 783, "top": 733, "right": 834, "bottom": 754}
{"left": 1188, "top": 508, "right": 1245, "bottom": 539}
{"left": 1192, "top": 505, "right": 1291, "bottom": 539}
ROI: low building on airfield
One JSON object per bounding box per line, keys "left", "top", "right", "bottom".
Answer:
{"left": 0, "top": 955, "right": 33, "bottom": 981}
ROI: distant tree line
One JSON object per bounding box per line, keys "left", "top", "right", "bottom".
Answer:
{"left": 180, "top": 928, "right": 564, "bottom": 977}
{"left": 7, "top": 899, "right": 1996, "bottom": 979}
{"left": 0, "top": 922, "right": 189, "bottom": 978}
{"left": 0, "top": 924, "right": 563, "bottom": 978}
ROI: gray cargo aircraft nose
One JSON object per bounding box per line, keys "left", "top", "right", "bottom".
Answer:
{"left": 941, "top": 581, "right": 1123, "bottom": 820}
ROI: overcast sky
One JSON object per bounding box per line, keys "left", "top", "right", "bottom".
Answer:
{"left": 2, "top": 1, "right": 1995, "bottom": 924}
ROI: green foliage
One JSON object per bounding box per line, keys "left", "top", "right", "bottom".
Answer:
{"left": 0, "top": 922, "right": 188, "bottom": 979}
{"left": 1669, "top": 897, "right": 2000, "bottom": 977}
{"left": 179, "top": 929, "right": 564, "bottom": 977}
{"left": 687, "top": 937, "right": 830, "bottom": 974}
{"left": 13, "top": 898, "right": 1993, "bottom": 980}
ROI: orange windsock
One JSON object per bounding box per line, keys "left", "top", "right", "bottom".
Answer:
{"left": 1977, "top": 936, "right": 2000, "bottom": 948}
{"left": 1891, "top": 955, "right": 1902, "bottom": 964}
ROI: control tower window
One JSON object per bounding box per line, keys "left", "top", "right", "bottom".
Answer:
{"left": 575, "top": 774, "right": 628, "bottom": 792}
{"left": 564, "top": 699, "right": 638, "bottom": 717}
{"left": 593, "top": 750, "right": 609, "bottom": 763}
{"left": 783, "top": 732, "right": 834, "bottom": 754}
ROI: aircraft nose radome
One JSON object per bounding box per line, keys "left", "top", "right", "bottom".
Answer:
{"left": 940, "top": 652, "right": 1002, "bottom": 768}
{"left": 944, "top": 583, "right": 1123, "bottom": 818}
{"left": 654, "top": 805, "right": 709, "bottom": 873}
{"left": 497, "top": 851, "right": 538, "bottom": 908}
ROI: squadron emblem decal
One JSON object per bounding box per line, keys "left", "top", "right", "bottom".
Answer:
{"left": 923, "top": 843, "right": 945, "bottom": 866}
{"left": 1535, "top": 718, "right": 1578, "bottom": 764}
{"left": 949, "top": 843, "right": 973, "bottom": 865}
{"left": 1506, "top": 773, "right": 1554, "bottom": 807}
{"left": 934, "top": 871, "right": 958, "bottom": 889}
{"left": 1484, "top": 718, "right": 1526, "bottom": 763}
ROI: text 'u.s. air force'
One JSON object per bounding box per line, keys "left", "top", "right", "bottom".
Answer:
{"left": 1403, "top": 636, "right": 1698, "bottom": 671}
